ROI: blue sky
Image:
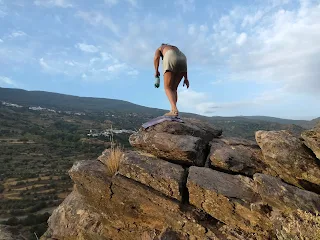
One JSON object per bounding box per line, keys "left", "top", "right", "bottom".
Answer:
{"left": 0, "top": 0, "right": 319, "bottom": 120}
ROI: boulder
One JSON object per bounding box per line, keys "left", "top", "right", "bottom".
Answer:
{"left": 187, "top": 167, "right": 272, "bottom": 235}
{"left": 41, "top": 190, "right": 111, "bottom": 240}
{"left": 129, "top": 118, "right": 222, "bottom": 166}
{"left": 255, "top": 130, "right": 320, "bottom": 192}
{"left": 254, "top": 173, "right": 320, "bottom": 214}
{"left": 143, "top": 118, "right": 222, "bottom": 142}
{"left": 208, "top": 138, "right": 269, "bottom": 176}
{"left": 301, "top": 127, "right": 320, "bottom": 160}
{"left": 118, "top": 150, "right": 186, "bottom": 201}
{"left": 46, "top": 159, "right": 238, "bottom": 240}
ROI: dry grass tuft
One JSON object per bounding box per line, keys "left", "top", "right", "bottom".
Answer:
{"left": 106, "top": 143, "right": 123, "bottom": 175}
{"left": 105, "top": 126, "right": 124, "bottom": 176}
{"left": 276, "top": 209, "right": 320, "bottom": 240}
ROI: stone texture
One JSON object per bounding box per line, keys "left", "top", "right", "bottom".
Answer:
{"left": 301, "top": 127, "right": 320, "bottom": 160}
{"left": 144, "top": 118, "right": 223, "bottom": 142}
{"left": 187, "top": 167, "right": 272, "bottom": 235}
{"left": 130, "top": 132, "right": 207, "bottom": 166}
{"left": 45, "top": 160, "right": 251, "bottom": 240}
{"left": 208, "top": 138, "right": 269, "bottom": 176}
{"left": 118, "top": 150, "right": 186, "bottom": 201}
{"left": 255, "top": 130, "right": 320, "bottom": 192}
{"left": 254, "top": 173, "right": 320, "bottom": 214}
{"left": 129, "top": 118, "right": 222, "bottom": 166}
{"left": 41, "top": 189, "right": 111, "bottom": 240}
{"left": 0, "top": 225, "right": 14, "bottom": 240}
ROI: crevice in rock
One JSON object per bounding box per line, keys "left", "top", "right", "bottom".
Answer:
{"left": 159, "top": 157, "right": 193, "bottom": 168}
{"left": 301, "top": 143, "right": 320, "bottom": 167}
{"left": 109, "top": 181, "right": 114, "bottom": 200}
{"left": 118, "top": 174, "right": 182, "bottom": 204}
{"left": 179, "top": 167, "right": 189, "bottom": 205}
{"left": 271, "top": 176, "right": 320, "bottom": 195}
{"left": 203, "top": 141, "right": 212, "bottom": 162}
{"left": 260, "top": 204, "right": 273, "bottom": 216}
{"left": 208, "top": 164, "right": 254, "bottom": 179}
{"left": 297, "top": 179, "right": 320, "bottom": 195}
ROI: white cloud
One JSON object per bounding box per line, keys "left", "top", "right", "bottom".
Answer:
{"left": 104, "top": 0, "right": 137, "bottom": 7}
{"left": 55, "top": 15, "right": 62, "bottom": 23}
{"left": 76, "top": 11, "right": 119, "bottom": 36}
{"left": 81, "top": 1, "right": 320, "bottom": 99}
{"left": 38, "top": 50, "right": 138, "bottom": 81}
{"left": 9, "top": 31, "right": 27, "bottom": 38}
{"left": 104, "top": 0, "right": 118, "bottom": 7}
{"left": 0, "top": 0, "right": 6, "bottom": 18}
{"left": 225, "top": 1, "right": 320, "bottom": 94}
{"left": 0, "top": 76, "right": 18, "bottom": 87}
{"left": 34, "top": 0, "right": 73, "bottom": 8}
{"left": 188, "top": 24, "right": 196, "bottom": 35}
{"left": 177, "top": 88, "right": 293, "bottom": 116}
{"left": 0, "top": 38, "right": 3, "bottom": 43}
{"left": 236, "top": 32, "right": 247, "bottom": 46}
{"left": 241, "top": 11, "right": 264, "bottom": 28}
{"left": 127, "top": 69, "right": 139, "bottom": 76}
{"left": 39, "top": 58, "right": 54, "bottom": 71}
{"left": 211, "top": 80, "right": 223, "bottom": 85}
{"left": 126, "top": 0, "right": 137, "bottom": 7}
{"left": 76, "top": 43, "right": 99, "bottom": 53}
{"left": 175, "top": 0, "right": 195, "bottom": 12}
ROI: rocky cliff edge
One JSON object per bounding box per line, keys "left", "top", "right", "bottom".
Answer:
{"left": 41, "top": 118, "right": 320, "bottom": 240}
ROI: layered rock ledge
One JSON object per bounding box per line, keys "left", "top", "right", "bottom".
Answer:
{"left": 42, "top": 118, "right": 320, "bottom": 240}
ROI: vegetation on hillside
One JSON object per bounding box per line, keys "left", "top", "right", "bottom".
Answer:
{"left": 0, "top": 87, "right": 318, "bottom": 239}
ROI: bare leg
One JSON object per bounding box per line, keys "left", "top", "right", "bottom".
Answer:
{"left": 174, "top": 72, "right": 184, "bottom": 106}
{"left": 164, "top": 71, "right": 177, "bottom": 112}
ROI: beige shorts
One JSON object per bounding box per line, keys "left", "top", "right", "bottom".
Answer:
{"left": 162, "top": 49, "right": 187, "bottom": 74}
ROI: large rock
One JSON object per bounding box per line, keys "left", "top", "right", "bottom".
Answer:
{"left": 144, "top": 118, "right": 223, "bottom": 142}
{"left": 41, "top": 189, "right": 111, "bottom": 240}
{"left": 129, "top": 118, "right": 222, "bottom": 166}
{"left": 45, "top": 159, "right": 250, "bottom": 240}
{"left": 208, "top": 138, "right": 269, "bottom": 176}
{"left": 187, "top": 167, "right": 272, "bottom": 236}
{"left": 301, "top": 127, "right": 320, "bottom": 160}
{"left": 118, "top": 150, "right": 186, "bottom": 201}
{"left": 254, "top": 173, "right": 320, "bottom": 214}
{"left": 255, "top": 130, "right": 320, "bottom": 192}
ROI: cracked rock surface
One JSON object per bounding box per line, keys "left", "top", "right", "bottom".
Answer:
{"left": 187, "top": 167, "right": 272, "bottom": 236}
{"left": 255, "top": 130, "right": 320, "bottom": 192}
{"left": 208, "top": 137, "right": 269, "bottom": 176}
{"left": 129, "top": 118, "right": 222, "bottom": 166}
{"left": 41, "top": 118, "right": 320, "bottom": 240}
{"left": 118, "top": 150, "right": 186, "bottom": 201}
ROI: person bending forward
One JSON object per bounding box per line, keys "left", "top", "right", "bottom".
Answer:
{"left": 154, "top": 43, "right": 189, "bottom": 117}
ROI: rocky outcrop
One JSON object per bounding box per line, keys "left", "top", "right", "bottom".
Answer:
{"left": 301, "top": 126, "right": 320, "bottom": 160}
{"left": 187, "top": 167, "right": 271, "bottom": 235}
{"left": 255, "top": 130, "right": 320, "bottom": 193}
{"left": 207, "top": 137, "right": 269, "bottom": 176}
{"left": 42, "top": 117, "right": 320, "bottom": 240}
{"left": 118, "top": 150, "right": 186, "bottom": 201}
{"left": 129, "top": 118, "right": 222, "bottom": 166}
{"left": 254, "top": 173, "right": 320, "bottom": 214}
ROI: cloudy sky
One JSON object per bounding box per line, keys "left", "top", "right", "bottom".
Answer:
{"left": 0, "top": 0, "right": 319, "bottom": 120}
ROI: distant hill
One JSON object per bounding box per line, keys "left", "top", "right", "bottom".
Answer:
{"left": 0, "top": 87, "right": 165, "bottom": 114}
{"left": 0, "top": 87, "right": 318, "bottom": 140}
{"left": 239, "top": 116, "right": 320, "bottom": 129}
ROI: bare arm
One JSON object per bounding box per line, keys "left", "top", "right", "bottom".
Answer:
{"left": 153, "top": 48, "right": 161, "bottom": 76}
